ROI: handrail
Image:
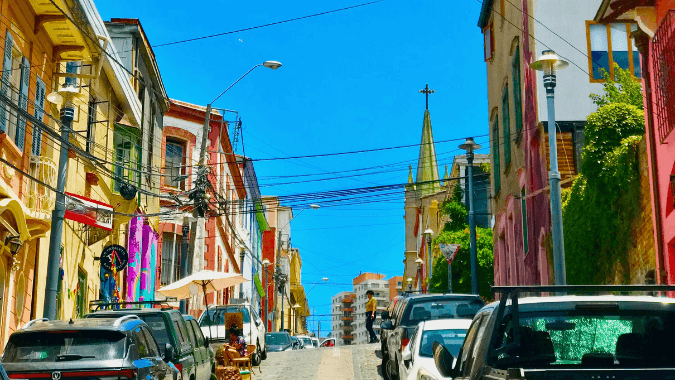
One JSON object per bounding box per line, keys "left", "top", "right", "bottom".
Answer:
{"left": 113, "top": 315, "right": 140, "bottom": 326}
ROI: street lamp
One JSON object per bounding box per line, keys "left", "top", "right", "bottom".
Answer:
{"left": 406, "top": 277, "right": 413, "bottom": 292}
{"left": 459, "top": 137, "right": 482, "bottom": 295}
{"left": 262, "top": 258, "right": 271, "bottom": 331}
{"left": 530, "top": 50, "right": 569, "bottom": 286}
{"left": 415, "top": 257, "right": 424, "bottom": 292}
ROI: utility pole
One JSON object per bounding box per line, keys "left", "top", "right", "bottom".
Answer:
{"left": 459, "top": 138, "right": 482, "bottom": 295}
{"left": 179, "top": 220, "right": 190, "bottom": 313}
{"left": 44, "top": 62, "right": 80, "bottom": 320}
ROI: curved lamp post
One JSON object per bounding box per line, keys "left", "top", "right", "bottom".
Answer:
{"left": 415, "top": 257, "right": 424, "bottom": 292}
{"left": 530, "top": 50, "right": 569, "bottom": 286}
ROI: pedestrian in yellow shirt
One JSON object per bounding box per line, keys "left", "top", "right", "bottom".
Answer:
{"left": 366, "top": 290, "right": 379, "bottom": 343}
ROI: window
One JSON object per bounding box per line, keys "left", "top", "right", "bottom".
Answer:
{"left": 492, "top": 115, "right": 501, "bottom": 194}
{"left": 165, "top": 139, "right": 186, "bottom": 189}
{"left": 161, "top": 233, "right": 182, "bottom": 286}
{"left": 502, "top": 87, "right": 511, "bottom": 167}
{"left": 31, "top": 77, "right": 46, "bottom": 156}
{"left": 586, "top": 21, "right": 641, "bottom": 81}
{"left": 521, "top": 187, "right": 528, "bottom": 254}
{"left": 512, "top": 46, "right": 523, "bottom": 140}
{"left": 113, "top": 124, "right": 141, "bottom": 192}
{"left": 76, "top": 269, "right": 87, "bottom": 318}
{"left": 86, "top": 96, "right": 97, "bottom": 154}
{"left": 141, "top": 327, "right": 160, "bottom": 357}
{"left": 134, "top": 327, "right": 150, "bottom": 358}
{"left": 0, "top": 31, "right": 29, "bottom": 151}
{"left": 483, "top": 22, "right": 495, "bottom": 61}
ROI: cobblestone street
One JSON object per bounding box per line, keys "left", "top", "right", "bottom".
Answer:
{"left": 254, "top": 344, "right": 384, "bottom": 380}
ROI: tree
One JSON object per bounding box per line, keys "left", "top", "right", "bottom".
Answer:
{"left": 428, "top": 182, "right": 494, "bottom": 299}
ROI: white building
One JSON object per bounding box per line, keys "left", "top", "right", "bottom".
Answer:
{"left": 352, "top": 277, "right": 389, "bottom": 344}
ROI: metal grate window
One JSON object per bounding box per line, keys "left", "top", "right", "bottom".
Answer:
{"left": 652, "top": 10, "right": 675, "bottom": 142}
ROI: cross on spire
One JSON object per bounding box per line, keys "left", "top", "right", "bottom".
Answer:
{"left": 419, "top": 84, "right": 435, "bottom": 110}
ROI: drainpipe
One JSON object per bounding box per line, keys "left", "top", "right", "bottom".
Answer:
{"left": 634, "top": 30, "right": 666, "bottom": 284}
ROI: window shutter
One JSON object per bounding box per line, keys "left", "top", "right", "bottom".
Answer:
{"left": 16, "top": 56, "right": 30, "bottom": 152}
{"left": 493, "top": 116, "right": 501, "bottom": 194}
{"left": 502, "top": 87, "right": 511, "bottom": 167}
{"left": 32, "top": 76, "right": 46, "bottom": 156}
{"left": 0, "top": 31, "right": 14, "bottom": 133}
{"left": 512, "top": 47, "right": 523, "bottom": 139}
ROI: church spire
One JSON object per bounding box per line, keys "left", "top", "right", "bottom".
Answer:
{"left": 415, "top": 84, "right": 440, "bottom": 195}
{"left": 408, "top": 165, "right": 414, "bottom": 184}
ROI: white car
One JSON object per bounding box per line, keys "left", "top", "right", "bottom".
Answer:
{"left": 399, "top": 319, "right": 472, "bottom": 380}
{"left": 296, "top": 335, "right": 315, "bottom": 349}
{"left": 198, "top": 302, "right": 267, "bottom": 365}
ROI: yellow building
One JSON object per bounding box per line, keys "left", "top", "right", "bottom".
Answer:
{"left": 0, "top": 0, "right": 167, "bottom": 347}
{"left": 289, "top": 248, "right": 309, "bottom": 335}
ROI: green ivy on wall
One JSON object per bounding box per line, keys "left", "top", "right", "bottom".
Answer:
{"left": 562, "top": 65, "right": 645, "bottom": 285}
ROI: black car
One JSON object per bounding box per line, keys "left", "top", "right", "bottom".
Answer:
{"left": 265, "top": 332, "right": 295, "bottom": 352}
{"left": 86, "top": 308, "right": 197, "bottom": 380}
{"left": 380, "top": 293, "right": 484, "bottom": 380}
{"left": 1, "top": 316, "right": 176, "bottom": 380}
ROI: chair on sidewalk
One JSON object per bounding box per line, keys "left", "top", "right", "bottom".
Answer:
{"left": 230, "top": 344, "right": 260, "bottom": 375}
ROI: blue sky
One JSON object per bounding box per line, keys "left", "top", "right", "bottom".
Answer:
{"left": 96, "top": 0, "right": 488, "bottom": 336}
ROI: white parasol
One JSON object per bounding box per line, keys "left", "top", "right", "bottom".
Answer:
{"left": 157, "top": 270, "right": 247, "bottom": 299}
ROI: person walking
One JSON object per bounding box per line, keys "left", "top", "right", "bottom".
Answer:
{"left": 365, "top": 290, "right": 379, "bottom": 343}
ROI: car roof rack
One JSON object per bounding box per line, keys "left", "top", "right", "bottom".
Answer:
{"left": 114, "top": 315, "right": 140, "bottom": 326}
{"left": 487, "top": 285, "right": 675, "bottom": 366}
{"left": 22, "top": 318, "right": 48, "bottom": 329}
{"left": 89, "top": 298, "right": 178, "bottom": 311}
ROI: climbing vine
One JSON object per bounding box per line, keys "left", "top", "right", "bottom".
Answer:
{"left": 562, "top": 65, "right": 645, "bottom": 284}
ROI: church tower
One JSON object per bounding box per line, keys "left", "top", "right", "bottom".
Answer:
{"left": 403, "top": 84, "right": 442, "bottom": 290}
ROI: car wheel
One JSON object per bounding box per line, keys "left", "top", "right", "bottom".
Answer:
{"left": 251, "top": 344, "right": 262, "bottom": 366}
{"left": 385, "top": 357, "right": 399, "bottom": 380}
{"left": 210, "top": 374, "right": 217, "bottom": 380}
{"left": 381, "top": 352, "right": 391, "bottom": 380}
{"left": 261, "top": 347, "right": 267, "bottom": 360}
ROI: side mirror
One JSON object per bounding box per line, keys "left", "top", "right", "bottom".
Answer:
{"left": 380, "top": 320, "right": 394, "bottom": 330}
{"left": 433, "top": 342, "right": 455, "bottom": 378}
{"left": 402, "top": 345, "right": 412, "bottom": 361}
{"left": 163, "top": 343, "right": 174, "bottom": 362}
{"left": 381, "top": 310, "right": 390, "bottom": 320}
{"left": 204, "top": 338, "right": 210, "bottom": 348}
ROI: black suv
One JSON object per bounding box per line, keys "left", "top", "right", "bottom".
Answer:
{"left": 1, "top": 316, "right": 177, "bottom": 380}
{"left": 380, "top": 293, "right": 484, "bottom": 380}
{"left": 86, "top": 308, "right": 197, "bottom": 380}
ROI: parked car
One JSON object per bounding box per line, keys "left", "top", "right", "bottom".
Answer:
{"left": 290, "top": 336, "right": 303, "bottom": 350}
{"left": 320, "top": 338, "right": 336, "bottom": 347}
{"left": 198, "top": 303, "right": 266, "bottom": 365}
{"left": 381, "top": 295, "right": 407, "bottom": 353}
{"left": 296, "top": 335, "right": 314, "bottom": 349}
{"left": 265, "top": 332, "right": 294, "bottom": 352}
{"left": 2, "top": 316, "right": 177, "bottom": 380}
{"left": 183, "top": 315, "right": 216, "bottom": 380}
{"left": 431, "top": 285, "right": 675, "bottom": 380}
{"left": 398, "top": 319, "right": 472, "bottom": 380}
{"left": 380, "top": 294, "right": 484, "bottom": 380}
{"left": 86, "top": 308, "right": 196, "bottom": 380}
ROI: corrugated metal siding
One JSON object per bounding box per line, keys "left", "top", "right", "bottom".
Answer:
{"left": 111, "top": 36, "right": 132, "bottom": 72}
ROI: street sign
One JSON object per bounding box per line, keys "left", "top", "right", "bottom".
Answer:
{"left": 64, "top": 192, "right": 113, "bottom": 230}
{"left": 100, "top": 244, "right": 129, "bottom": 272}
{"left": 439, "top": 244, "right": 461, "bottom": 265}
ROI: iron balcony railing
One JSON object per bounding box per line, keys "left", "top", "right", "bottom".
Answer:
{"left": 652, "top": 10, "right": 675, "bottom": 142}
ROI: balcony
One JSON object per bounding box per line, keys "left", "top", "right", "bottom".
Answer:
{"left": 341, "top": 325, "right": 353, "bottom": 330}
{"left": 653, "top": 10, "right": 675, "bottom": 142}
{"left": 27, "top": 155, "right": 57, "bottom": 218}
{"left": 341, "top": 316, "right": 353, "bottom": 321}
{"left": 342, "top": 307, "right": 353, "bottom": 312}
{"left": 342, "top": 335, "right": 354, "bottom": 340}
{"left": 341, "top": 298, "right": 354, "bottom": 304}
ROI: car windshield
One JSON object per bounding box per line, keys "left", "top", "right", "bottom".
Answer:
{"left": 419, "top": 329, "right": 467, "bottom": 357}
{"left": 495, "top": 310, "right": 675, "bottom": 368}
{"left": 200, "top": 306, "right": 250, "bottom": 326}
{"left": 402, "top": 298, "right": 484, "bottom": 325}
{"left": 266, "top": 334, "right": 290, "bottom": 345}
{"left": 3, "top": 331, "right": 126, "bottom": 363}
{"left": 300, "top": 337, "right": 312, "bottom": 346}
